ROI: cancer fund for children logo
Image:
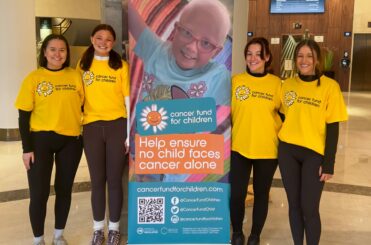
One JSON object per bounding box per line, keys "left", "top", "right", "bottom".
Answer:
{"left": 284, "top": 91, "right": 297, "bottom": 107}
{"left": 136, "top": 98, "right": 216, "bottom": 135}
{"left": 235, "top": 85, "right": 250, "bottom": 101}
{"left": 36, "top": 81, "right": 53, "bottom": 97}
{"left": 140, "top": 104, "right": 169, "bottom": 133}
{"left": 82, "top": 71, "right": 94, "bottom": 86}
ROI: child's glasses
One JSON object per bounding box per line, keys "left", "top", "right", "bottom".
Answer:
{"left": 175, "top": 23, "right": 220, "bottom": 53}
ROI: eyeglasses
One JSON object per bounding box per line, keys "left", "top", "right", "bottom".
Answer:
{"left": 175, "top": 23, "right": 220, "bottom": 53}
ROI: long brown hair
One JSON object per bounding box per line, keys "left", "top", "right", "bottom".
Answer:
{"left": 244, "top": 37, "right": 272, "bottom": 73}
{"left": 79, "top": 24, "right": 122, "bottom": 71}
{"left": 39, "top": 34, "right": 70, "bottom": 69}
{"left": 294, "top": 39, "right": 323, "bottom": 86}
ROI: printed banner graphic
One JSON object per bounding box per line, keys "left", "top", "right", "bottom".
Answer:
{"left": 136, "top": 98, "right": 217, "bottom": 135}
{"left": 135, "top": 134, "right": 224, "bottom": 174}
{"left": 128, "top": 182, "right": 230, "bottom": 244}
{"left": 126, "top": 0, "right": 233, "bottom": 244}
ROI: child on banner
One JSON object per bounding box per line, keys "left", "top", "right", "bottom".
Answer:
{"left": 128, "top": 0, "right": 232, "bottom": 182}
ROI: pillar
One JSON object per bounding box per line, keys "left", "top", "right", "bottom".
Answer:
{"left": 0, "top": 0, "right": 37, "bottom": 141}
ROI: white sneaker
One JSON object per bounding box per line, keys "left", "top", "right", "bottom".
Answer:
{"left": 52, "top": 236, "right": 68, "bottom": 245}
{"left": 33, "top": 240, "right": 45, "bottom": 245}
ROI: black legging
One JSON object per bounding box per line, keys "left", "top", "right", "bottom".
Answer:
{"left": 278, "top": 141, "right": 324, "bottom": 245}
{"left": 229, "top": 151, "right": 277, "bottom": 236}
{"left": 28, "top": 131, "right": 82, "bottom": 237}
{"left": 83, "top": 118, "right": 127, "bottom": 222}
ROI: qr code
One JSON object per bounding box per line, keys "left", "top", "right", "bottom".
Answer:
{"left": 138, "top": 197, "right": 165, "bottom": 224}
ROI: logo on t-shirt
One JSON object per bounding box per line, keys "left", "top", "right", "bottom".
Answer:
{"left": 284, "top": 91, "right": 297, "bottom": 107}
{"left": 235, "top": 85, "right": 250, "bottom": 101}
{"left": 36, "top": 81, "right": 53, "bottom": 97}
{"left": 83, "top": 71, "right": 94, "bottom": 86}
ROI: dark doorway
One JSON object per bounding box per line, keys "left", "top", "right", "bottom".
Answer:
{"left": 351, "top": 34, "right": 371, "bottom": 91}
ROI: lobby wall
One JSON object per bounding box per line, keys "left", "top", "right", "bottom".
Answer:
{"left": 35, "top": 0, "right": 101, "bottom": 20}
{"left": 247, "top": 0, "right": 354, "bottom": 91}
{"left": 353, "top": 0, "right": 371, "bottom": 34}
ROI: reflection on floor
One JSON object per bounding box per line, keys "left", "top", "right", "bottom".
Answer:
{"left": 0, "top": 92, "right": 371, "bottom": 244}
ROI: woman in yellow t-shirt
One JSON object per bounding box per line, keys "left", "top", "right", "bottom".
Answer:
{"left": 15, "top": 34, "right": 84, "bottom": 245}
{"left": 278, "top": 39, "right": 348, "bottom": 245}
{"left": 230, "top": 37, "right": 282, "bottom": 245}
{"left": 77, "top": 24, "right": 129, "bottom": 245}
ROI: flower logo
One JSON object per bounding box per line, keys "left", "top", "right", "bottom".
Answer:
{"left": 284, "top": 91, "right": 297, "bottom": 107}
{"left": 140, "top": 104, "right": 168, "bottom": 133}
{"left": 36, "top": 81, "right": 53, "bottom": 97}
{"left": 83, "top": 71, "right": 94, "bottom": 86}
{"left": 187, "top": 81, "right": 207, "bottom": 98}
{"left": 235, "top": 85, "right": 250, "bottom": 101}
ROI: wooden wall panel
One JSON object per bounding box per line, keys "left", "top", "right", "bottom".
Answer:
{"left": 248, "top": 1, "right": 257, "bottom": 32}
{"left": 342, "top": 0, "right": 354, "bottom": 18}
{"left": 256, "top": 0, "right": 270, "bottom": 29}
{"left": 269, "top": 15, "right": 282, "bottom": 35}
{"left": 256, "top": 28, "right": 269, "bottom": 39}
{"left": 281, "top": 15, "right": 292, "bottom": 33}
{"left": 328, "top": 0, "right": 342, "bottom": 27}
{"left": 342, "top": 1, "right": 355, "bottom": 31}
{"left": 313, "top": 13, "right": 326, "bottom": 34}
{"left": 246, "top": 0, "right": 354, "bottom": 91}
{"left": 270, "top": 45, "right": 280, "bottom": 74}
{"left": 327, "top": 27, "right": 341, "bottom": 45}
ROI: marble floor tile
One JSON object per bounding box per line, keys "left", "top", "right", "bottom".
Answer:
{"left": 0, "top": 192, "right": 127, "bottom": 245}
{"left": 242, "top": 188, "right": 371, "bottom": 245}
{"left": 1, "top": 189, "right": 370, "bottom": 245}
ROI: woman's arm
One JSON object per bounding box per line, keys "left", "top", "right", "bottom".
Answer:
{"left": 18, "top": 109, "right": 34, "bottom": 169}
{"left": 319, "top": 122, "right": 339, "bottom": 181}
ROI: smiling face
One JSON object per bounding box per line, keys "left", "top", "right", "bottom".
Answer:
{"left": 147, "top": 111, "right": 162, "bottom": 126}
{"left": 91, "top": 30, "right": 115, "bottom": 56}
{"left": 245, "top": 43, "right": 269, "bottom": 74}
{"left": 171, "top": 7, "right": 225, "bottom": 70}
{"left": 44, "top": 39, "right": 67, "bottom": 70}
{"left": 296, "top": 45, "right": 317, "bottom": 75}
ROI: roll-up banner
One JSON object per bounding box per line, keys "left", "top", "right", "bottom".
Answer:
{"left": 127, "top": 0, "right": 233, "bottom": 244}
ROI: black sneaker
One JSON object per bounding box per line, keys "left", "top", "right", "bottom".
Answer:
{"left": 231, "top": 232, "right": 245, "bottom": 245}
{"left": 91, "top": 230, "right": 105, "bottom": 245}
{"left": 107, "top": 230, "right": 121, "bottom": 245}
{"left": 247, "top": 234, "right": 260, "bottom": 245}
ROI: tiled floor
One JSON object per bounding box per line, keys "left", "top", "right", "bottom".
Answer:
{"left": 1, "top": 92, "right": 371, "bottom": 244}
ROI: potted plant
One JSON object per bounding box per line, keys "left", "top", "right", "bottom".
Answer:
{"left": 322, "top": 47, "right": 335, "bottom": 78}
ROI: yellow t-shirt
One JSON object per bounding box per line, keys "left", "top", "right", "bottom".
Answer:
{"left": 15, "top": 67, "right": 84, "bottom": 136}
{"left": 231, "top": 72, "right": 282, "bottom": 159}
{"left": 279, "top": 75, "right": 348, "bottom": 155}
{"left": 77, "top": 58, "right": 130, "bottom": 124}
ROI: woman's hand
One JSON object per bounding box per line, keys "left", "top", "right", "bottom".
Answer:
{"left": 22, "top": 152, "right": 34, "bottom": 170}
{"left": 124, "top": 138, "right": 129, "bottom": 154}
{"left": 319, "top": 166, "right": 333, "bottom": 182}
